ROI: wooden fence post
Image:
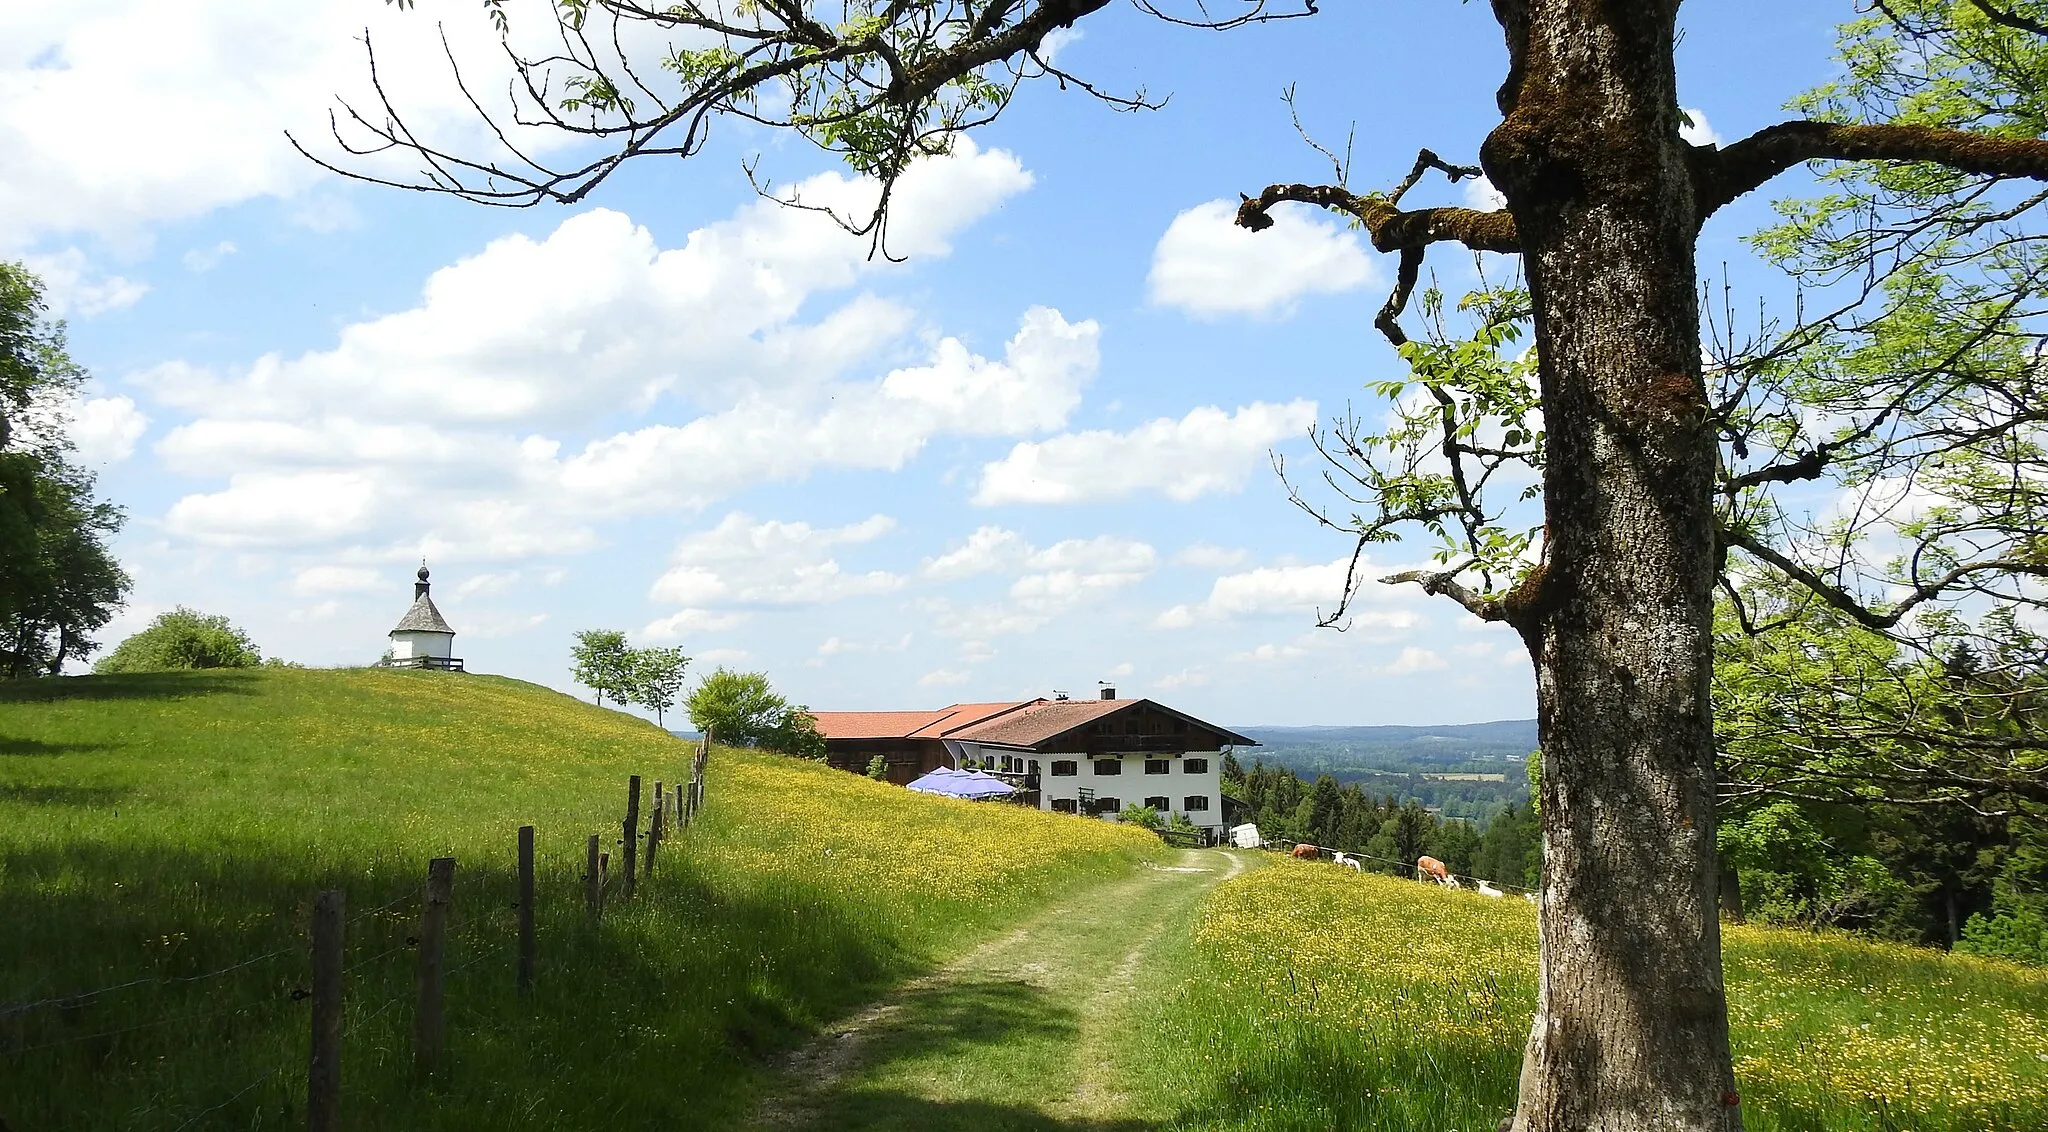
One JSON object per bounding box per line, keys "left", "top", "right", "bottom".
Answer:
{"left": 516, "top": 826, "right": 535, "bottom": 996}
{"left": 646, "top": 800, "right": 664, "bottom": 876}
{"left": 622, "top": 775, "right": 641, "bottom": 898}
{"left": 585, "top": 834, "right": 602, "bottom": 921}
{"left": 414, "top": 857, "right": 455, "bottom": 1078}
{"left": 308, "top": 890, "right": 343, "bottom": 1132}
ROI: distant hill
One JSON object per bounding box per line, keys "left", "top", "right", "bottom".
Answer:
{"left": 1229, "top": 719, "right": 1539, "bottom": 821}
{"left": 1234, "top": 719, "right": 1538, "bottom": 767}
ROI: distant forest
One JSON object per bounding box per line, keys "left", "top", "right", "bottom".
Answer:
{"left": 1231, "top": 720, "right": 1538, "bottom": 823}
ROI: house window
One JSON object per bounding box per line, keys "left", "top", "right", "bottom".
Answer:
{"left": 1144, "top": 795, "right": 1170, "bottom": 810}
{"left": 1093, "top": 758, "right": 1122, "bottom": 776}
{"left": 1094, "top": 796, "right": 1121, "bottom": 815}
{"left": 1029, "top": 760, "right": 1040, "bottom": 774}
{"left": 1183, "top": 758, "right": 1209, "bottom": 774}
{"left": 1183, "top": 795, "right": 1211, "bottom": 812}
{"left": 1051, "top": 760, "right": 1078, "bottom": 777}
{"left": 1144, "top": 759, "right": 1170, "bottom": 775}
{"left": 1051, "top": 798, "right": 1078, "bottom": 814}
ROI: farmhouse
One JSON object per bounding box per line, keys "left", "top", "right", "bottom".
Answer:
{"left": 811, "top": 690, "right": 1255, "bottom": 838}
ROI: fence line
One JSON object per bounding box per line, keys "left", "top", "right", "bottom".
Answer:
{"left": 15, "top": 739, "right": 719, "bottom": 1127}
{"left": 1272, "top": 839, "right": 1538, "bottom": 895}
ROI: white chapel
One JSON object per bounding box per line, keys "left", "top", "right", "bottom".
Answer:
{"left": 379, "top": 565, "right": 463, "bottom": 671}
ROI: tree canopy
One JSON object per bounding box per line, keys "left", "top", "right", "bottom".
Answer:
{"left": 94, "top": 608, "right": 261, "bottom": 674}
{"left": 684, "top": 667, "right": 826, "bottom": 758}
{"left": 0, "top": 261, "right": 129, "bottom": 678}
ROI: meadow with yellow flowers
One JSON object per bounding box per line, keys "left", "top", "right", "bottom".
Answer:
{"left": 1129, "top": 860, "right": 2048, "bottom": 1132}
{"left": 0, "top": 668, "right": 1163, "bottom": 1130}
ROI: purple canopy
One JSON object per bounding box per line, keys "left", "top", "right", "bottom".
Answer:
{"left": 905, "top": 767, "right": 1017, "bottom": 800}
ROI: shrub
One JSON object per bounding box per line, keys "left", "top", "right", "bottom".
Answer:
{"left": 1119, "top": 803, "right": 1162, "bottom": 830}
{"left": 94, "top": 608, "right": 260, "bottom": 673}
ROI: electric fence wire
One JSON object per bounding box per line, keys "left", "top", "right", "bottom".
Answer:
{"left": 1, "top": 886, "right": 418, "bottom": 1021}
{"left": 166, "top": 1065, "right": 283, "bottom": 1132}
{"left": 5, "top": 987, "right": 285, "bottom": 1056}
{"left": 1270, "top": 840, "right": 1540, "bottom": 895}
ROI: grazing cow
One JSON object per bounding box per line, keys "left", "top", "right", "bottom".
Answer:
{"left": 1332, "top": 852, "right": 1363, "bottom": 872}
{"left": 1291, "top": 843, "right": 1321, "bottom": 860}
{"left": 1415, "top": 856, "right": 1453, "bottom": 886}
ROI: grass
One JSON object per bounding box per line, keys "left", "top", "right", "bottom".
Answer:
{"left": 1122, "top": 860, "right": 2048, "bottom": 1132}
{"left": 0, "top": 668, "right": 1166, "bottom": 1130}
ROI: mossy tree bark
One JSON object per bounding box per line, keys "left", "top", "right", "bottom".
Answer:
{"left": 1480, "top": 5, "right": 1735, "bottom": 1129}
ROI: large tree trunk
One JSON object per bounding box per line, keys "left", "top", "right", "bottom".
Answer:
{"left": 1483, "top": 4, "right": 1740, "bottom": 1130}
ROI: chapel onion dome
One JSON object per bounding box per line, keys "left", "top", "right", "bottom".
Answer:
{"left": 383, "top": 564, "right": 463, "bottom": 670}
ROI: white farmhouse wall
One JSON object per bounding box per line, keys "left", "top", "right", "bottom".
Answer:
{"left": 391, "top": 630, "right": 454, "bottom": 660}
{"left": 1035, "top": 750, "right": 1226, "bottom": 836}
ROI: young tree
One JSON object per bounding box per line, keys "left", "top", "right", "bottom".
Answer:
{"left": 329, "top": 3, "right": 2048, "bottom": 1127}
{"left": 569, "top": 629, "right": 633, "bottom": 706}
{"left": 684, "top": 667, "right": 825, "bottom": 757}
{"left": 95, "top": 608, "right": 261, "bottom": 673}
{"left": 629, "top": 645, "right": 691, "bottom": 729}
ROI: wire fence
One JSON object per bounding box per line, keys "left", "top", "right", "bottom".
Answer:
{"left": 1265, "top": 839, "right": 1541, "bottom": 896}
{"left": 6, "top": 735, "right": 715, "bottom": 1131}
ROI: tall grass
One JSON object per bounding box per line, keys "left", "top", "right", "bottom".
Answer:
{"left": 0, "top": 668, "right": 1164, "bottom": 1130}
{"left": 1128, "top": 859, "right": 2048, "bottom": 1132}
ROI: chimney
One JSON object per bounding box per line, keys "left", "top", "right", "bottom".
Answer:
{"left": 1100, "top": 686, "right": 1115, "bottom": 700}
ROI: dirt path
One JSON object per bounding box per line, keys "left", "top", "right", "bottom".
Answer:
{"left": 749, "top": 848, "right": 1244, "bottom": 1132}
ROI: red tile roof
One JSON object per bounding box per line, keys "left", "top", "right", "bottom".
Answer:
{"left": 808, "top": 710, "right": 955, "bottom": 740}
{"left": 811, "top": 697, "right": 1257, "bottom": 749}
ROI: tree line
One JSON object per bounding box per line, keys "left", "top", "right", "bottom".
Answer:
{"left": 0, "top": 262, "right": 128, "bottom": 677}
{"left": 570, "top": 630, "right": 824, "bottom": 757}
{"left": 1223, "top": 753, "right": 1542, "bottom": 890}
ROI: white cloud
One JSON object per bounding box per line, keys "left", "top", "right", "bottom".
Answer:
{"left": 166, "top": 471, "right": 378, "bottom": 548}
{"left": 291, "top": 565, "right": 384, "bottom": 596}
{"left": 923, "top": 525, "right": 1031, "bottom": 580}
{"left": 1148, "top": 200, "right": 1378, "bottom": 318}
{"left": 1174, "top": 542, "right": 1247, "bottom": 569}
{"left": 456, "top": 572, "right": 521, "bottom": 597}
{"left": 0, "top": 1, "right": 564, "bottom": 251}
{"left": 696, "top": 647, "right": 752, "bottom": 666}
{"left": 1154, "top": 668, "right": 1209, "bottom": 690}
{"left": 975, "top": 400, "right": 1313, "bottom": 506}
{"left": 182, "top": 240, "right": 236, "bottom": 272}
{"left": 1229, "top": 643, "right": 1307, "bottom": 663}
{"left": 69, "top": 394, "right": 147, "bottom": 463}
{"left": 640, "top": 608, "right": 750, "bottom": 642}
{"left": 22, "top": 248, "right": 147, "bottom": 317}
{"left": 649, "top": 513, "right": 903, "bottom": 611}
{"left": 143, "top": 143, "right": 1069, "bottom": 556}
{"left": 1464, "top": 175, "right": 1508, "bottom": 211}
{"left": 1680, "top": 107, "right": 1722, "bottom": 147}
{"left": 918, "top": 668, "right": 972, "bottom": 687}
{"left": 1156, "top": 555, "right": 1426, "bottom": 633}
{"left": 1377, "top": 646, "right": 1447, "bottom": 676}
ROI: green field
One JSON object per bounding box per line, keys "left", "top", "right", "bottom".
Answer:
{"left": 6, "top": 670, "right": 2045, "bottom": 1131}
{"left": 1123, "top": 862, "right": 2048, "bottom": 1132}
{"left": 0, "top": 669, "right": 1163, "bottom": 1129}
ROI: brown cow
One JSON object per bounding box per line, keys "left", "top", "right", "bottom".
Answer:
{"left": 1416, "top": 855, "right": 1453, "bottom": 885}
{"left": 1291, "top": 843, "right": 1320, "bottom": 860}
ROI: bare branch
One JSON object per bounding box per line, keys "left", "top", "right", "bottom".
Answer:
{"left": 1233, "top": 182, "right": 1518, "bottom": 252}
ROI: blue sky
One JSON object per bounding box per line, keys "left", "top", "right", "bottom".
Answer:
{"left": 12, "top": 1, "right": 1847, "bottom": 725}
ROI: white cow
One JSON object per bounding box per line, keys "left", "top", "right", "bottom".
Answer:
{"left": 1475, "top": 880, "right": 1505, "bottom": 899}
{"left": 1331, "top": 852, "right": 1363, "bottom": 872}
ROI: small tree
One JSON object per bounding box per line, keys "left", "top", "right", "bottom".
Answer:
{"left": 629, "top": 645, "right": 690, "bottom": 729}
{"left": 1118, "top": 803, "right": 1162, "bottom": 831}
{"left": 569, "top": 630, "right": 633, "bottom": 706}
{"left": 865, "top": 754, "right": 888, "bottom": 780}
{"left": 94, "top": 608, "right": 260, "bottom": 673}
{"left": 685, "top": 667, "right": 824, "bottom": 757}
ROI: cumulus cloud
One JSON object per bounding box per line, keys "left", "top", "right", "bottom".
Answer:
{"left": 640, "top": 608, "right": 750, "bottom": 642}
{"left": 1377, "top": 646, "right": 1448, "bottom": 676}
{"left": 143, "top": 143, "right": 1074, "bottom": 556}
{"left": 1464, "top": 175, "right": 1508, "bottom": 211}
{"left": 1174, "top": 543, "right": 1248, "bottom": 569}
{"left": 974, "top": 400, "right": 1315, "bottom": 505}
{"left": 649, "top": 513, "right": 903, "bottom": 611}
{"left": 69, "top": 394, "right": 148, "bottom": 463}
{"left": 0, "top": 1, "right": 567, "bottom": 250}
{"left": 21, "top": 249, "right": 146, "bottom": 317}
{"left": 1156, "top": 555, "right": 1425, "bottom": 634}
{"left": 291, "top": 565, "right": 384, "bottom": 595}
{"left": 1680, "top": 107, "right": 1722, "bottom": 147}
{"left": 1149, "top": 200, "right": 1377, "bottom": 318}
{"left": 918, "top": 668, "right": 972, "bottom": 687}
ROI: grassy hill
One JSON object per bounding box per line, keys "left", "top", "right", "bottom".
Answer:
{"left": 1121, "top": 862, "right": 2048, "bottom": 1132}
{"left": 0, "top": 668, "right": 1164, "bottom": 1130}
